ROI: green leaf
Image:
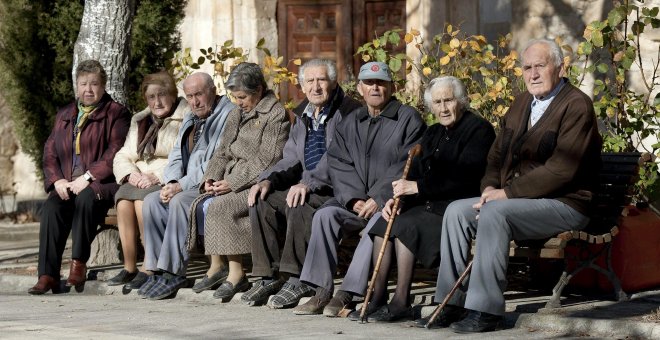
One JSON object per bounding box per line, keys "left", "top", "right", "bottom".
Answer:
{"left": 197, "top": 56, "right": 205, "bottom": 65}
{"left": 632, "top": 21, "right": 645, "bottom": 34}
{"left": 591, "top": 30, "right": 604, "bottom": 47}
{"left": 208, "top": 47, "right": 213, "bottom": 53}
{"left": 650, "top": 7, "right": 659, "bottom": 17}
{"left": 256, "top": 38, "right": 265, "bottom": 48}
{"left": 262, "top": 48, "right": 271, "bottom": 56}
{"left": 651, "top": 18, "right": 660, "bottom": 28}
{"left": 597, "top": 63, "right": 608, "bottom": 73}
{"left": 654, "top": 92, "right": 660, "bottom": 106}
{"left": 389, "top": 58, "right": 402, "bottom": 72}
{"left": 191, "top": 63, "right": 200, "bottom": 69}
{"left": 388, "top": 32, "right": 400, "bottom": 46}
{"left": 607, "top": 7, "right": 625, "bottom": 28}
{"left": 375, "top": 49, "right": 387, "bottom": 62}
{"left": 200, "top": 48, "right": 207, "bottom": 55}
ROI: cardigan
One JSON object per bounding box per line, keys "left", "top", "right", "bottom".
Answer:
{"left": 481, "top": 81, "right": 602, "bottom": 215}
{"left": 113, "top": 98, "right": 189, "bottom": 184}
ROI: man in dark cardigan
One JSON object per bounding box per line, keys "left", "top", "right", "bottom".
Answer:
{"left": 425, "top": 38, "right": 602, "bottom": 333}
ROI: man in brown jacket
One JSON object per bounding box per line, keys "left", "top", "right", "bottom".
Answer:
{"left": 423, "top": 39, "right": 602, "bottom": 333}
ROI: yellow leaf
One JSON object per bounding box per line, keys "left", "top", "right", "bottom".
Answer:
{"left": 514, "top": 67, "right": 523, "bottom": 77}
{"left": 420, "top": 54, "right": 428, "bottom": 65}
{"left": 447, "top": 24, "right": 453, "bottom": 34}
{"left": 373, "top": 39, "right": 380, "bottom": 48}
{"left": 423, "top": 67, "right": 432, "bottom": 76}
{"left": 583, "top": 26, "right": 593, "bottom": 40}
{"left": 509, "top": 50, "right": 519, "bottom": 60}
{"left": 439, "top": 55, "right": 451, "bottom": 65}
{"left": 474, "top": 35, "right": 487, "bottom": 43}
{"left": 276, "top": 56, "right": 284, "bottom": 66}
{"left": 469, "top": 40, "right": 481, "bottom": 51}
{"left": 448, "top": 51, "right": 456, "bottom": 57}
{"left": 293, "top": 58, "right": 302, "bottom": 65}
{"left": 404, "top": 33, "right": 413, "bottom": 44}
{"left": 449, "top": 38, "right": 460, "bottom": 49}
{"left": 362, "top": 54, "right": 371, "bottom": 62}
{"left": 563, "top": 56, "right": 571, "bottom": 69}
{"left": 410, "top": 28, "right": 420, "bottom": 36}
{"left": 214, "top": 62, "right": 224, "bottom": 74}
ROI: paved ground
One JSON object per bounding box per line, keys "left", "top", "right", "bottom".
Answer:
{"left": 1, "top": 221, "right": 659, "bottom": 339}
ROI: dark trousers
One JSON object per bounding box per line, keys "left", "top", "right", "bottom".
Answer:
{"left": 38, "top": 187, "right": 113, "bottom": 277}
{"left": 249, "top": 189, "right": 331, "bottom": 277}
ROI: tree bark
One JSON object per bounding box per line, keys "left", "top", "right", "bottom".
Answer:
{"left": 73, "top": 0, "right": 136, "bottom": 106}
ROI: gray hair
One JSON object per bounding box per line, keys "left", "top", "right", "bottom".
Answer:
{"left": 423, "top": 76, "right": 469, "bottom": 111}
{"left": 183, "top": 72, "right": 216, "bottom": 92}
{"left": 225, "top": 62, "right": 268, "bottom": 95}
{"left": 298, "top": 59, "right": 338, "bottom": 84}
{"left": 76, "top": 60, "right": 107, "bottom": 85}
{"left": 521, "top": 38, "right": 564, "bottom": 68}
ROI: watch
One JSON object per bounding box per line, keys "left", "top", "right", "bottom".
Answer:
{"left": 83, "top": 171, "right": 93, "bottom": 182}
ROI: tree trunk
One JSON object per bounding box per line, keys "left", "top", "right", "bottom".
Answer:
{"left": 72, "top": 0, "right": 136, "bottom": 106}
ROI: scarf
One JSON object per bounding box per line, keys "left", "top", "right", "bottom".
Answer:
{"left": 137, "top": 115, "right": 165, "bottom": 161}
{"left": 75, "top": 101, "right": 98, "bottom": 154}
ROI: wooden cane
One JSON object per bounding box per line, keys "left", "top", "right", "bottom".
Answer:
{"left": 359, "top": 144, "right": 422, "bottom": 323}
{"left": 425, "top": 260, "right": 473, "bottom": 328}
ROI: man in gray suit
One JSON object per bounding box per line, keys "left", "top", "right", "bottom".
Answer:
{"left": 138, "top": 72, "right": 235, "bottom": 300}
{"left": 423, "top": 39, "right": 602, "bottom": 333}
{"left": 292, "top": 61, "right": 426, "bottom": 315}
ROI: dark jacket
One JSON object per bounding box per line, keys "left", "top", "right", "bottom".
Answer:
{"left": 43, "top": 93, "right": 131, "bottom": 200}
{"left": 481, "top": 81, "right": 602, "bottom": 215}
{"left": 328, "top": 98, "right": 426, "bottom": 208}
{"left": 405, "top": 110, "right": 495, "bottom": 214}
{"left": 259, "top": 87, "right": 362, "bottom": 192}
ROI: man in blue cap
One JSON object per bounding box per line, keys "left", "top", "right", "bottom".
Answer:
{"left": 291, "top": 61, "right": 426, "bottom": 315}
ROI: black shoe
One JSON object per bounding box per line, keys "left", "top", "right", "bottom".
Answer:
{"left": 192, "top": 268, "right": 229, "bottom": 293}
{"left": 124, "top": 272, "right": 149, "bottom": 290}
{"left": 106, "top": 269, "right": 138, "bottom": 286}
{"left": 213, "top": 276, "right": 250, "bottom": 301}
{"left": 449, "top": 309, "right": 504, "bottom": 333}
{"left": 411, "top": 305, "right": 466, "bottom": 328}
{"left": 348, "top": 302, "right": 383, "bottom": 321}
{"left": 367, "top": 304, "right": 412, "bottom": 322}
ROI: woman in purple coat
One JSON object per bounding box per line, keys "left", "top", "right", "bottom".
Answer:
{"left": 28, "top": 60, "right": 131, "bottom": 295}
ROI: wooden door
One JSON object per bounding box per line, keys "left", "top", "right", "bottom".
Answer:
{"left": 277, "top": 0, "right": 352, "bottom": 104}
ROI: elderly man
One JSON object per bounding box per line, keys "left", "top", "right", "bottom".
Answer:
{"left": 137, "top": 72, "right": 234, "bottom": 300}
{"left": 242, "top": 59, "right": 361, "bottom": 308}
{"left": 292, "top": 61, "right": 426, "bottom": 315}
{"left": 422, "top": 39, "right": 602, "bottom": 333}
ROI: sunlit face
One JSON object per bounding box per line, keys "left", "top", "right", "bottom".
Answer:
{"left": 183, "top": 75, "right": 216, "bottom": 119}
{"left": 76, "top": 72, "right": 105, "bottom": 106}
{"left": 145, "top": 84, "right": 176, "bottom": 118}
{"left": 231, "top": 89, "right": 262, "bottom": 113}
{"left": 357, "top": 79, "right": 393, "bottom": 114}
{"left": 302, "top": 66, "right": 335, "bottom": 107}
{"left": 522, "top": 43, "right": 563, "bottom": 98}
{"left": 431, "top": 85, "right": 463, "bottom": 128}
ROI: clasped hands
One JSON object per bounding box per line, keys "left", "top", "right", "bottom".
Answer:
{"left": 204, "top": 179, "right": 231, "bottom": 196}
{"left": 53, "top": 177, "right": 90, "bottom": 200}
{"left": 128, "top": 172, "right": 160, "bottom": 189}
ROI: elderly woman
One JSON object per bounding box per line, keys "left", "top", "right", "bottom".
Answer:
{"left": 28, "top": 60, "right": 131, "bottom": 294}
{"left": 106, "top": 71, "right": 189, "bottom": 288}
{"left": 187, "top": 62, "right": 290, "bottom": 301}
{"left": 358, "top": 76, "right": 496, "bottom": 321}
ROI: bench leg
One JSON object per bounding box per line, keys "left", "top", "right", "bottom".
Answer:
{"left": 587, "top": 245, "right": 629, "bottom": 302}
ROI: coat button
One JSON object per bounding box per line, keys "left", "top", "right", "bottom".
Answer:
{"left": 514, "top": 172, "right": 520, "bottom": 177}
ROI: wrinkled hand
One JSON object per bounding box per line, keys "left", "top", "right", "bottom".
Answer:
{"left": 358, "top": 198, "right": 378, "bottom": 219}
{"left": 286, "top": 183, "right": 310, "bottom": 208}
{"left": 352, "top": 199, "right": 366, "bottom": 215}
{"left": 248, "top": 180, "right": 272, "bottom": 207}
{"left": 160, "top": 182, "right": 182, "bottom": 203}
{"left": 392, "top": 179, "right": 418, "bottom": 198}
{"left": 54, "top": 179, "right": 70, "bottom": 200}
{"left": 127, "top": 172, "right": 143, "bottom": 187}
{"left": 210, "top": 180, "right": 231, "bottom": 196}
{"left": 136, "top": 173, "right": 159, "bottom": 189}
{"left": 381, "top": 198, "right": 401, "bottom": 221}
{"left": 473, "top": 186, "right": 508, "bottom": 219}
{"left": 69, "top": 176, "right": 90, "bottom": 195}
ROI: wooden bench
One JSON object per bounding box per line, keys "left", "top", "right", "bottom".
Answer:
{"left": 501, "top": 152, "right": 643, "bottom": 308}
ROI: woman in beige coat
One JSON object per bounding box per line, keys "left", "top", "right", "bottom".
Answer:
{"left": 187, "top": 62, "right": 290, "bottom": 301}
{"left": 108, "top": 71, "right": 189, "bottom": 288}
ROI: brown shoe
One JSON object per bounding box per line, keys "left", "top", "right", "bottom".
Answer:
{"left": 28, "top": 275, "right": 61, "bottom": 295}
{"left": 66, "top": 259, "right": 87, "bottom": 287}
{"left": 292, "top": 296, "right": 330, "bottom": 315}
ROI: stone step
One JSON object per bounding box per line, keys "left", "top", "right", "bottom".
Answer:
{"left": 0, "top": 222, "right": 40, "bottom": 242}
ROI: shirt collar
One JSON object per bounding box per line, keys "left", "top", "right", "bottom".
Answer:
{"left": 356, "top": 97, "right": 401, "bottom": 121}
{"left": 533, "top": 78, "right": 566, "bottom": 103}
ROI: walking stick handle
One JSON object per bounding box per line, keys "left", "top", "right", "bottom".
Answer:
{"left": 425, "top": 260, "right": 473, "bottom": 328}
{"left": 359, "top": 144, "right": 421, "bottom": 322}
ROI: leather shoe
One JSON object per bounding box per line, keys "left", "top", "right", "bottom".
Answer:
{"left": 411, "top": 304, "right": 466, "bottom": 328}
{"left": 192, "top": 267, "right": 228, "bottom": 293}
{"left": 367, "top": 304, "right": 411, "bottom": 322}
{"left": 107, "top": 269, "right": 138, "bottom": 286}
{"left": 450, "top": 309, "right": 504, "bottom": 333}
{"left": 28, "top": 275, "right": 61, "bottom": 295}
{"left": 213, "top": 276, "right": 250, "bottom": 301}
{"left": 66, "top": 259, "right": 87, "bottom": 287}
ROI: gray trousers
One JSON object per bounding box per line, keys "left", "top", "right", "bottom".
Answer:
{"left": 434, "top": 197, "right": 589, "bottom": 316}
{"left": 299, "top": 199, "right": 371, "bottom": 291}
{"left": 142, "top": 189, "right": 199, "bottom": 276}
{"left": 338, "top": 212, "right": 382, "bottom": 295}
{"left": 250, "top": 189, "right": 331, "bottom": 277}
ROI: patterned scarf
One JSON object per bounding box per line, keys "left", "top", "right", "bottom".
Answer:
{"left": 75, "top": 101, "right": 98, "bottom": 154}
{"left": 137, "top": 115, "right": 165, "bottom": 161}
